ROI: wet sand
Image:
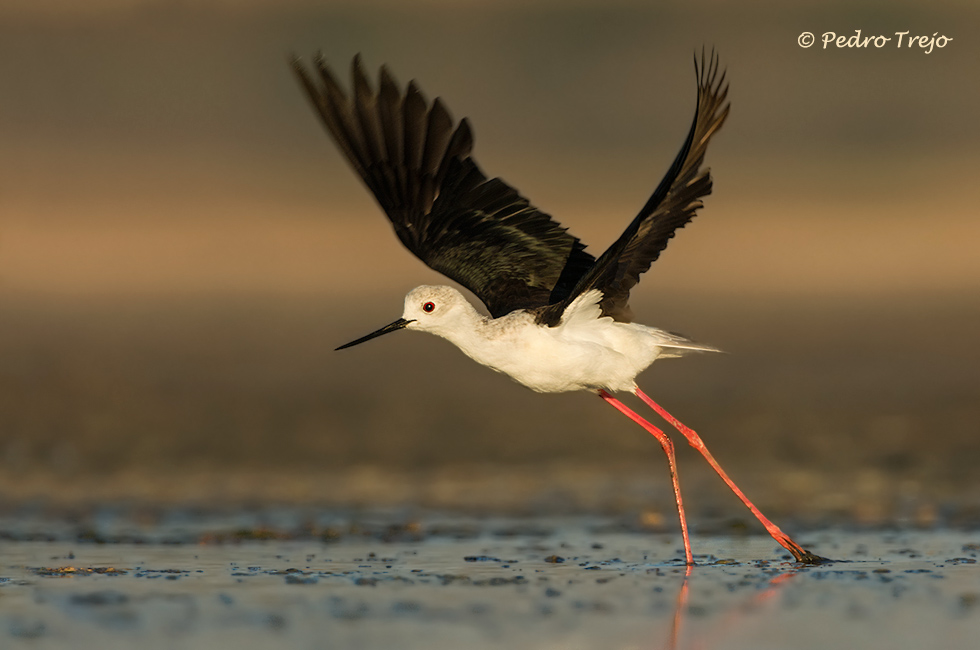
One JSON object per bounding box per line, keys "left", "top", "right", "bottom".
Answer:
{"left": 1, "top": 510, "right": 978, "bottom": 650}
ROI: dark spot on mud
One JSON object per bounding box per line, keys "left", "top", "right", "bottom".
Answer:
{"left": 69, "top": 591, "right": 129, "bottom": 606}
{"left": 266, "top": 614, "right": 286, "bottom": 630}
{"left": 134, "top": 569, "right": 188, "bottom": 579}
{"left": 474, "top": 576, "right": 527, "bottom": 586}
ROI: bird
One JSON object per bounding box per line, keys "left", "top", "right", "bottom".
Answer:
{"left": 290, "top": 51, "right": 826, "bottom": 565}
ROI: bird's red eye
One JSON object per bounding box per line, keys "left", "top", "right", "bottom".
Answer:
{"left": 422, "top": 301, "right": 435, "bottom": 313}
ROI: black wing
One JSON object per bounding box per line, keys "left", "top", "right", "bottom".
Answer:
{"left": 537, "top": 49, "right": 730, "bottom": 326}
{"left": 291, "top": 54, "right": 595, "bottom": 318}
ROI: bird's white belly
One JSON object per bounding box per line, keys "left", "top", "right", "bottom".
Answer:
{"left": 459, "top": 320, "right": 662, "bottom": 394}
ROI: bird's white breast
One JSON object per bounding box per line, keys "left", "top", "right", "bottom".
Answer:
{"left": 448, "top": 309, "right": 665, "bottom": 394}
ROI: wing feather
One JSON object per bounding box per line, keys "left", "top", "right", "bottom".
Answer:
{"left": 537, "top": 49, "right": 730, "bottom": 326}
{"left": 292, "top": 54, "right": 594, "bottom": 317}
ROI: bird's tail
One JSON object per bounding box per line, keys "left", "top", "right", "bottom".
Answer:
{"left": 652, "top": 329, "right": 723, "bottom": 359}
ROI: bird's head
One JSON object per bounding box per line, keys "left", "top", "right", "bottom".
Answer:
{"left": 335, "top": 285, "right": 472, "bottom": 350}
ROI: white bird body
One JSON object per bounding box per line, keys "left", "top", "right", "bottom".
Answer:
{"left": 294, "top": 53, "right": 824, "bottom": 564}
{"left": 401, "top": 285, "right": 718, "bottom": 394}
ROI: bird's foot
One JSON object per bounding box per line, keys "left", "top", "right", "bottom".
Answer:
{"left": 793, "top": 549, "right": 833, "bottom": 565}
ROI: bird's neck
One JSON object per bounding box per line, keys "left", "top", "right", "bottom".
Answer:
{"left": 428, "top": 304, "right": 494, "bottom": 358}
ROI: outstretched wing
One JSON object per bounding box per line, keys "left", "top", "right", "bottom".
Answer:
{"left": 291, "top": 54, "right": 595, "bottom": 318}
{"left": 537, "top": 49, "right": 730, "bottom": 326}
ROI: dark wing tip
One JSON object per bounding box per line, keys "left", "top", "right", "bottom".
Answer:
{"left": 351, "top": 54, "right": 368, "bottom": 85}
{"left": 379, "top": 63, "right": 397, "bottom": 89}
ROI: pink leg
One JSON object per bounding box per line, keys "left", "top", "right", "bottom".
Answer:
{"left": 635, "top": 387, "right": 826, "bottom": 564}
{"left": 598, "top": 389, "right": 694, "bottom": 565}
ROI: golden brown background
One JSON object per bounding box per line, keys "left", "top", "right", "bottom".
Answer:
{"left": 1, "top": 1, "right": 978, "bottom": 523}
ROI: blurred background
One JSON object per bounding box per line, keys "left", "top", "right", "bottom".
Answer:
{"left": 1, "top": 1, "right": 978, "bottom": 528}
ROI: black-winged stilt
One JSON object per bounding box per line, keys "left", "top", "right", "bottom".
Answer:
{"left": 291, "top": 51, "right": 825, "bottom": 565}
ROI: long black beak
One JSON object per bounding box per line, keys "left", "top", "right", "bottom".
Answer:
{"left": 335, "top": 318, "right": 414, "bottom": 351}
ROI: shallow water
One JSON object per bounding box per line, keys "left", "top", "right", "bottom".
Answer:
{"left": 1, "top": 514, "right": 977, "bottom": 650}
